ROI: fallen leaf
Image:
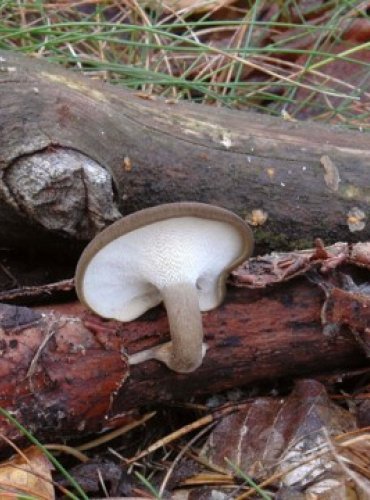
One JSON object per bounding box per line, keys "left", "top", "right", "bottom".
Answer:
{"left": 0, "top": 446, "right": 54, "bottom": 499}
{"left": 200, "top": 380, "right": 359, "bottom": 494}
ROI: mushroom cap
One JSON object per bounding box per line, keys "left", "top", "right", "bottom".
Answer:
{"left": 75, "top": 202, "right": 253, "bottom": 321}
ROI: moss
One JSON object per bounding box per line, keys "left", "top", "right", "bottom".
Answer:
{"left": 254, "top": 228, "right": 316, "bottom": 253}
{"left": 340, "top": 183, "right": 370, "bottom": 203}
{"left": 254, "top": 228, "right": 290, "bottom": 251}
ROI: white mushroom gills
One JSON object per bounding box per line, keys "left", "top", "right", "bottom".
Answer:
{"left": 76, "top": 204, "right": 253, "bottom": 373}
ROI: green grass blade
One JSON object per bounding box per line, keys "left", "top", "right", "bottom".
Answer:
{"left": 225, "top": 457, "right": 272, "bottom": 500}
{"left": 0, "top": 407, "right": 88, "bottom": 500}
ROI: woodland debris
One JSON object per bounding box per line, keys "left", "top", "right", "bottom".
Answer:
{"left": 0, "top": 242, "right": 368, "bottom": 447}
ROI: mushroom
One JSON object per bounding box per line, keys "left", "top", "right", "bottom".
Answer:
{"left": 75, "top": 202, "right": 253, "bottom": 373}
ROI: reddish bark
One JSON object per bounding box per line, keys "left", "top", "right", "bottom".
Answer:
{"left": 0, "top": 270, "right": 368, "bottom": 446}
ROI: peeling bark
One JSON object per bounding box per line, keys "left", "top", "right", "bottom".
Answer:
{"left": 0, "top": 243, "right": 369, "bottom": 446}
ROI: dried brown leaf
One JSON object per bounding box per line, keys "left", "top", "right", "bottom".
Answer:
{"left": 200, "top": 380, "right": 357, "bottom": 490}
{"left": 0, "top": 446, "right": 54, "bottom": 499}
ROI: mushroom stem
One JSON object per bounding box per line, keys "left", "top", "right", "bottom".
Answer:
{"left": 160, "top": 282, "right": 204, "bottom": 373}
{"left": 128, "top": 282, "right": 205, "bottom": 373}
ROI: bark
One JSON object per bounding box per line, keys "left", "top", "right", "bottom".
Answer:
{"left": 0, "top": 50, "right": 370, "bottom": 255}
{"left": 0, "top": 242, "right": 369, "bottom": 446}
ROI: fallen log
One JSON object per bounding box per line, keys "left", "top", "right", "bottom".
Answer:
{"left": 0, "top": 50, "right": 369, "bottom": 255}
{"left": 0, "top": 242, "right": 368, "bottom": 446}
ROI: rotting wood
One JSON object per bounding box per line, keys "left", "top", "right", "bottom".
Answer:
{"left": 0, "top": 49, "right": 369, "bottom": 255}
{"left": 0, "top": 242, "right": 368, "bottom": 447}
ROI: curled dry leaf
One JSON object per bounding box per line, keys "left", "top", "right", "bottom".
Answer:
{"left": 350, "top": 242, "right": 370, "bottom": 268}
{"left": 231, "top": 240, "right": 350, "bottom": 288}
{"left": 199, "top": 380, "right": 362, "bottom": 496}
{"left": 232, "top": 239, "right": 370, "bottom": 289}
{"left": 0, "top": 446, "right": 54, "bottom": 499}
